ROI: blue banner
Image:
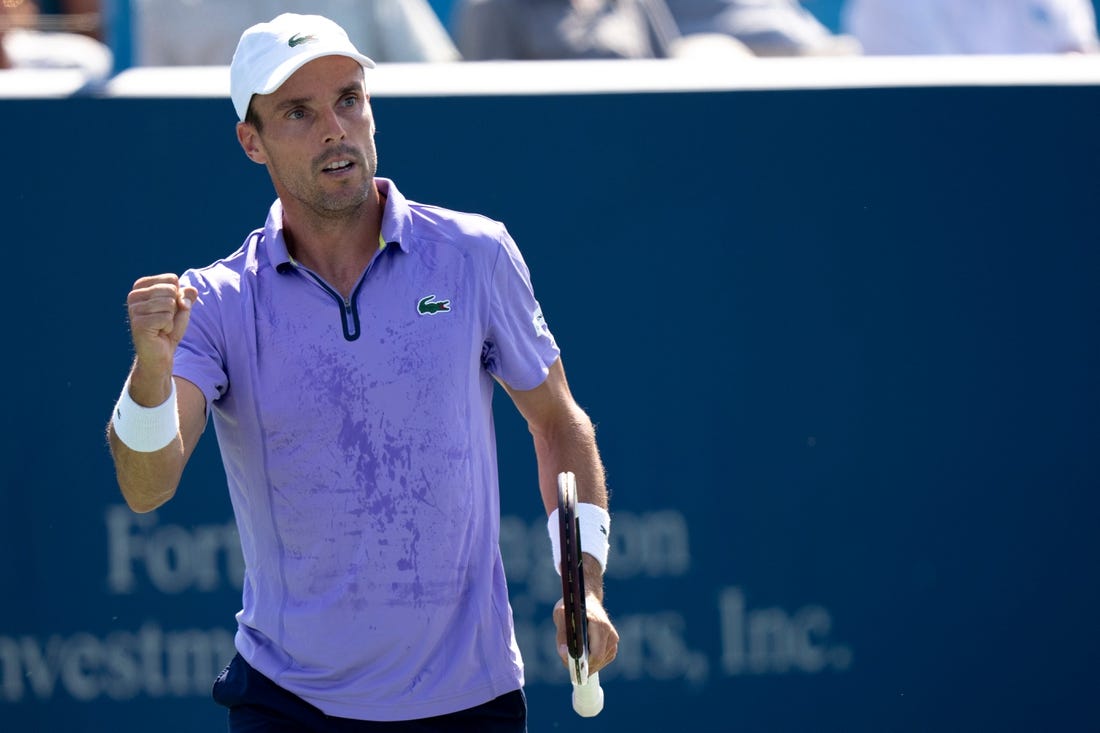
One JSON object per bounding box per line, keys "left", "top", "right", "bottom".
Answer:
{"left": 1, "top": 82, "right": 1098, "bottom": 732}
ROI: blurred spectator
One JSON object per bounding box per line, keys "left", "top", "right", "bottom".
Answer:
{"left": 455, "top": 0, "right": 675, "bottom": 60}
{"left": 0, "top": 0, "right": 111, "bottom": 74}
{"left": 666, "top": 0, "right": 860, "bottom": 56}
{"left": 39, "top": 0, "right": 101, "bottom": 37}
{"left": 842, "top": 0, "right": 1100, "bottom": 54}
{"left": 133, "top": 0, "right": 460, "bottom": 65}
{"left": 455, "top": 0, "right": 856, "bottom": 60}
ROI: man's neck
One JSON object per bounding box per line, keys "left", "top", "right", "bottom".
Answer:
{"left": 283, "top": 187, "right": 386, "bottom": 299}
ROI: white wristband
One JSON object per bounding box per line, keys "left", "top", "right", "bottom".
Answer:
{"left": 111, "top": 377, "right": 180, "bottom": 452}
{"left": 548, "top": 503, "right": 611, "bottom": 575}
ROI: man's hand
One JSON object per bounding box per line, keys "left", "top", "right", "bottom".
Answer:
{"left": 126, "top": 274, "right": 198, "bottom": 403}
{"left": 554, "top": 591, "right": 619, "bottom": 674}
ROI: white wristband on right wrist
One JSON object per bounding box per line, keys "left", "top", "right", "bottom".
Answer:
{"left": 548, "top": 503, "right": 611, "bottom": 575}
{"left": 111, "top": 377, "right": 180, "bottom": 452}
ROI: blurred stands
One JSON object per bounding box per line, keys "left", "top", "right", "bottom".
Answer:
{"left": 0, "top": 0, "right": 111, "bottom": 75}
{"left": 7, "top": 0, "right": 1100, "bottom": 77}
{"left": 130, "top": 0, "right": 458, "bottom": 66}
{"left": 842, "top": 0, "right": 1100, "bottom": 55}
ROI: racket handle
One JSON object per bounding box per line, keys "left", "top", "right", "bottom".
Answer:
{"left": 572, "top": 672, "right": 604, "bottom": 717}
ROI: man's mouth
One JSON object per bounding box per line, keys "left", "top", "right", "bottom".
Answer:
{"left": 322, "top": 160, "right": 354, "bottom": 172}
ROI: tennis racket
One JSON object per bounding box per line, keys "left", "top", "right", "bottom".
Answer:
{"left": 557, "top": 471, "right": 605, "bottom": 717}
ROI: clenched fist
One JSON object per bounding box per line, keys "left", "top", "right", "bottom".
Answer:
{"left": 126, "top": 274, "right": 198, "bottom": 404}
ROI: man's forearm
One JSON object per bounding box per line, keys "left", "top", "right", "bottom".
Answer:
{"left": 533, "top": 407, "right": 607, "bottom": 514}
{"left": 108, "top": 428, "right": 185, "bottom": 513}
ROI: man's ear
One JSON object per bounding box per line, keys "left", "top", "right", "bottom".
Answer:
{"left": 236, "top": 121, "right": 266, "bottom": 164}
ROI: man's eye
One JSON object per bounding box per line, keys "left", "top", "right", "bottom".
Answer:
{"left": 287, "top": 109, "right": 305, "bottom": 120}
{"left": 341, "top": 96, "right": 358, "bottom": 107}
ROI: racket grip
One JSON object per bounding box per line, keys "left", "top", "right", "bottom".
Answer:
{"left": 572, "top": 672, "right": 604, "bottom": 717}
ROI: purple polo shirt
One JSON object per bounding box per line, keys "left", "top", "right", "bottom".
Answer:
{"left": 174, "top": 178, "right": 559, "bottom": 721}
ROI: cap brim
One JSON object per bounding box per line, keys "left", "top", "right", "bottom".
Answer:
{"left": 256, "top": 48, "right": 376, "bottom": 97}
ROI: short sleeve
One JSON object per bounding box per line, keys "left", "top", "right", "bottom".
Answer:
{"left": 174, "top": 269, "right": 229, "bottom": 413}
{"left": 482, "top": 227, "right": 560, "bottom": 390}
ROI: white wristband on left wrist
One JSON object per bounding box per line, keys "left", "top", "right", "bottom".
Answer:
{"left": 548, "top": 502, "right": 611, "bottom": 575}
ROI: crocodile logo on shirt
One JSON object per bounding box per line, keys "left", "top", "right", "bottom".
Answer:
{"left": 418, "top": 295, "right": 451, "bottom": 315}
{"left": 288, "top": 33, "right": 318, "bottom": 48}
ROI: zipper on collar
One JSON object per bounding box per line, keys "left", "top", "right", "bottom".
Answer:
{"left": 282, "top": 234, "right": 388, "bottom": 342}
{"left": 298, "top": 269, "right": 364, "bottom": 342}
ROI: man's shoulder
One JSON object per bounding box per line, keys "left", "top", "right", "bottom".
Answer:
{"left": 408, "top": 200, "right": 506, "bottom": 238}
{"left": 181, "top": 232, "right": 258, "bottom": 293}
{"left": 403, "top": 200, "right": 513, "bottom": 261}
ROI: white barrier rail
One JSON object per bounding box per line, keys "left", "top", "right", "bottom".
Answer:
{"left": 3, "top": 54, "right": 1100, "bottom": 103}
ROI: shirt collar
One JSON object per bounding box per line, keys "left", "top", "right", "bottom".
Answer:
{"left": 263, "top": 177, "right": 413, "bottom": 273}
{"left": 376, "top": 177, "right": 413, "bottom": 253}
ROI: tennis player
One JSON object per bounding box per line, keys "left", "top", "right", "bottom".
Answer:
{"left": 107, "top": 13, "right": 618, "bottom": 732}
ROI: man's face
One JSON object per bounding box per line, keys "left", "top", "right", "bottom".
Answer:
{"left": 239, "top": 55, "right": 378, "bottom": 217}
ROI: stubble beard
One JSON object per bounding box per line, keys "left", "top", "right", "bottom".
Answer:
{"left": 280, "top": 142, "right": 379, "bottom": 220}
{"left": 315, "top": 148, "right": 378, "bottom": 218}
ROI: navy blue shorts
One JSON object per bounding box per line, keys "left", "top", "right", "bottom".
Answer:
{"left": 212, "top": 653, "right": 527, "bottom": 733}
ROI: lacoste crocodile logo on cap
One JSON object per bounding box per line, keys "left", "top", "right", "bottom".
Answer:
{"left": 288, "top": 32, "right": 318, "bottom": 48}
{"left": 418, "top": 295, "right": 451, "bottom": 315}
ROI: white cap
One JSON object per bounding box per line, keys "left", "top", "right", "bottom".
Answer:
{"left": 230, "top": 13, "right": 375, "bottom": 122}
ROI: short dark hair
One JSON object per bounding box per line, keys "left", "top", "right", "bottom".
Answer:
{"left": 245, "top": 99, "right": 264, "bottom": 133}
